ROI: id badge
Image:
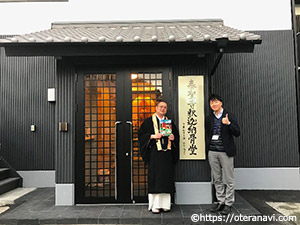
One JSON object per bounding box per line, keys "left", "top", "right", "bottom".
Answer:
{"left": 212, "top": 135, "right": 219, "bottom": 140}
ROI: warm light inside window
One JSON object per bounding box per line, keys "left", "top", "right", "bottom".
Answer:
{"left": 131, "top": 74, "right": 138, "bottom": 79}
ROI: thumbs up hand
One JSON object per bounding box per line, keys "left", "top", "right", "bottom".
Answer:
{"left": 222, "top": 114, "right": 230, "bottom": 125}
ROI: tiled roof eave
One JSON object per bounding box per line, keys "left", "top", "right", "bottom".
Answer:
{"left": 0, "top": 20, "right": 262, "bottom": 44}
{"left": 0, "top": 39, "right": 262, "bottom": 45}
{"left": 0, "top": 20, "right": 262, "bottom": 56}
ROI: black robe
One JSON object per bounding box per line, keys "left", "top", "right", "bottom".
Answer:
{"left": 138, "top": 116, "right": 179, "bottom": 194}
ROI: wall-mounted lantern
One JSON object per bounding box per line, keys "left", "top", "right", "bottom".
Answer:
{"left": 31, "top": 125, "right": 36, "bottom": 132}
{"left": 48, "top": 88, "right": 55, "bottom": 102}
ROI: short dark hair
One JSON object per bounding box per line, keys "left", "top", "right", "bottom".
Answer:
{"left": 156, "top": 99, "right": 168, "bottom": 106}
{"left": 209, "top": 94, "right": 223, "bottom": 102}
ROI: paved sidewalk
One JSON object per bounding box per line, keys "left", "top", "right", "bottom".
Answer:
{"left": 0, "top": 187, "right": 292, "bottom": 225}
{"left": 239, "top": 190, "right": 300, "bottom": 225}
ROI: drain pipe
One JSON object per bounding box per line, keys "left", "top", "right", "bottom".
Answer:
{"left": 209, "top": 37, "right": 228, "bottom": 93}
{"left": 208, "top": 38, "right": 227, "bottom": 203}
{"left": 209, "top": 48, "right": 225, "bottom": 203}
{"left": 209, "top": 48, "right": 224, "bottom": 93}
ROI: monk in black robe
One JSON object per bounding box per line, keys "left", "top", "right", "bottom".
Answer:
{"left": 138, "top": 100, "right": 179, "bottom": 214}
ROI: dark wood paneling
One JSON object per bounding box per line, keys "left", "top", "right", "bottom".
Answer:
{"left": 212, "top": 30, "right": 299, "bottom": 167}
{"left": 0, "top": 48, "right": 56, "bottom": 170}
{"left": 56, "top": 60, "right": 75, "bottom": 183}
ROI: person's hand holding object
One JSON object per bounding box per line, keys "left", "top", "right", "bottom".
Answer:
{"left": 169, "top": 134, "right": 175, "bottom": 141}
{"left": 151, "top": 133, "right": 164, "bottom": 139}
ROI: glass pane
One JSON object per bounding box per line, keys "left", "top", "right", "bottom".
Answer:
{"left": 131, "top": 72, "right": 163, "bottom": 199}
{"left": 84, "top": 74, "right": 116, "bottom": 198}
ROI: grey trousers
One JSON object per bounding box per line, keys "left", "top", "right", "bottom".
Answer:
{"left": 208, "top": 150, "right": 235, "bottom": 206}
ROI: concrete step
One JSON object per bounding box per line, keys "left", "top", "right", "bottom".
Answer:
{"left": 0, "top": 187, "right": 36, "bottom": 206}
{"left": 0, "top": 177, "right": 21, "bottom": 196}
{"left": 0, "top": 168, "right": 10, "bottom": 181}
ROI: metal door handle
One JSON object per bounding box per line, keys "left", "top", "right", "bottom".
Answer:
{"left": 115, "top": 121, "right": 121, "bottom": 200}
{"left": 126, "top": 121, "right": 133, "bottom": 201}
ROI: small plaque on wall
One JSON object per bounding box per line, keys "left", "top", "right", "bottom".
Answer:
{"left": 178, "top": 75, "right": 206, "bottom": 160}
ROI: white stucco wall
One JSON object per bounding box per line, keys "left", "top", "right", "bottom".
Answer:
{"left": 0, "top": 0, "right": 293, "bottom": 35}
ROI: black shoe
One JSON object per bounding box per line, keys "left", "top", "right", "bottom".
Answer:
{"left": 220, "top": 205, "right": 232, "bottom": 215}
{"left": 210, "top": 203, "right": 225, "bottom": 212}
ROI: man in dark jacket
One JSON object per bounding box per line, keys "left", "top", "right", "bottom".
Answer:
{"left": 205, "top": 94, "right": 240, "bottom": 215}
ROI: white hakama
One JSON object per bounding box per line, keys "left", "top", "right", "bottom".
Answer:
{"left": 148, "top": 193, "right": 171, "bottom": 211}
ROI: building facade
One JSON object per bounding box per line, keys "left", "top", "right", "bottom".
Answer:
{"left": 0, "top": 0, "right": 299, "bottom": 205}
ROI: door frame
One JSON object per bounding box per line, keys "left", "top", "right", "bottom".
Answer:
{"left": 75, "top": 66, "right": 173, "bottom": 204}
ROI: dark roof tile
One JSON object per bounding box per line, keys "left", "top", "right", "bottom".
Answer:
{"left": 0, "top": 20, "right": 262, "bottom": 43}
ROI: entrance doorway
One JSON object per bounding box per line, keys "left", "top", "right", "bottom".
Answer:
{"left": 75, "top": 68, "right": 170, "bottom": 203}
